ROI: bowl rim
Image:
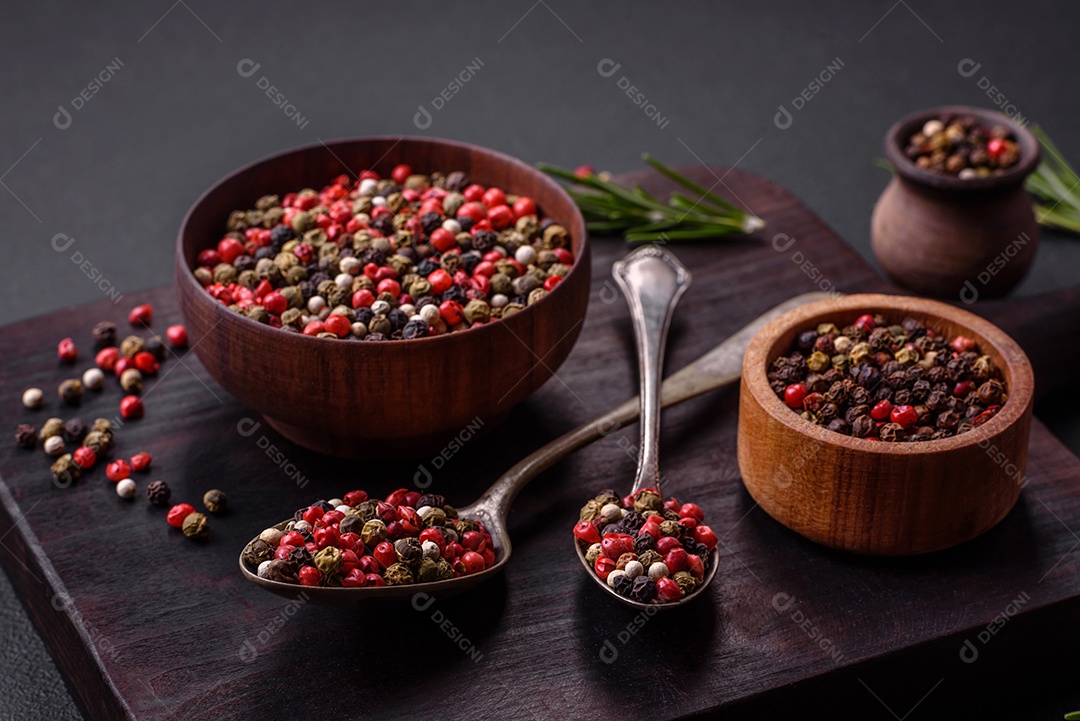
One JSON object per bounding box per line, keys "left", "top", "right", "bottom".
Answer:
{"left": 883, "top": 104, "right": 1041, "bottom": 192}
{"left": 174, "top": 135, "right": 589, "bottom": 350}
{"left": 743, "top": 293, "right": 1034, "bottom": 456}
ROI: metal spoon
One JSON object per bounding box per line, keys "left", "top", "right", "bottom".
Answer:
{"left": 240, "top": 289, "right": 834, "bottom": 606}
{"left": 574, "top": 246, "right": 707, "bottom": 609}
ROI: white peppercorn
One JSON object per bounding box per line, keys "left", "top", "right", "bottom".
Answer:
{"left": 116, "top": 478, "right": 136, "bottom": 499}
{"left": 82, "top": 368, "right": 105, "bottom": 391}
{"left": 22, "top": 388, "right": 43, "bottom": 409}
{"left": 44, "top": 435, "right": 65, "bottom": 456}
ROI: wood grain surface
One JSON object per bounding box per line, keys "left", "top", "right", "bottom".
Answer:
{"left": 2, "top": 167, "right": 1080, "bottom": 720}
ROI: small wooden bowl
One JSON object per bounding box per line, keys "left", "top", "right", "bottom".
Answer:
{"left": 176, "top": 137, "right": 590, "bottom": 459}
{"left": 871, "top": 105, "right": 1041, "bottom": 299}
{"left": 737, "top": 294, "right": 1033, "bottom": 555}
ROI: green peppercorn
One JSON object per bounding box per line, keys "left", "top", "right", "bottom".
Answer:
{"left": 673, "top": 571, "right": 697, "bottom": 596}
{"left": 462, "top": 299, "right": 491, "bottom": 324}
{"left": 120, "top": 336, "right": 144, "bottom": 358}
{"left": 419, "top": 506, "right": 446, "bottom": 528}
{"left": 243, "top": 539, "right": 275, "bottom": 567}
{"left": 659, "top": 520, "right": 681, "bottom": 537}
{"left": 579, "top": 499, "right": 604, "bottom": 522}
{"left": 50, "top": 454, "right": 80, "bottom": 484}
{"left": 633, "top": 491, "right": 663, "bottom": 514}
{"left": 417, "top": 557, "right": 439, "bottom": 582}
{"left": 120, "top": 369, "right": 143, "bottom": 394}
{"left": 203, "top": 489, "right": 228, "bottom": 513}
{"left": 360, "top": 519, "right": 387, "bottom": 547}
{"left": 57, "top": 379, "right": 83, "bottom": 406}
{"left": 182, "top": 512, "right": 210, "bottom": 539}
{"left": 527, "top": 288, "right": 547, "bottom": 306}
{"left": 384, "top": 562, "right": 414, "bottom": 585}
{"left": 637, "top": 549, "right": 663, "bottom": 568}
{"left": 313, "top": 546, "right": 343, "bottom": 577}
{"left": 39, "top": 418, "right": 65, "bottom": 443}
{"left": 541, "top": 224, "right": 568, "bottom": 249}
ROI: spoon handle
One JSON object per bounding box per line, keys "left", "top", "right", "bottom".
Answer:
{"left": 613, "top": 247, "right": 692, "bottom": 496}
{"left": 464, "top": 291, "right": 833, "bottom": 520}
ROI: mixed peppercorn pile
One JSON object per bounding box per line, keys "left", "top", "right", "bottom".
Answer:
{"left": 573, "top": 488, "right": 718, "bottom": 604}
{"left": 903, "top": 114, "right": 1020, "bottom": 178}
{"left": 243, "top": 488, "right": 497, "bottom": 588}
{"left": 771, "top": 314, "right": 1008, "bottom": 442}
{"left": 192, "top": 165, "right": 575, "bottom": 340}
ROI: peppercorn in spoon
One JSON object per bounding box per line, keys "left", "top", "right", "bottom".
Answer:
{"left": 572, "top": 247, "right": 718, "bottom": 608}
{"left": 240, "top": 289, "right": 834, "bottom": 606}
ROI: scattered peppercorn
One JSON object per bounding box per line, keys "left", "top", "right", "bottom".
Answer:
{"left": 14, "top": 424, "right": 37, "bottom": 449}
{"left": 904, "top": 115, "right": 1020, "bottom": 179}
{"left": 92, "top": 321, "right": 117, "bottom": 348}
{"left": 21, "top": 388, "right": 43, "bottom": 409}
{"left": 115, "top": 478, "right": 137, "bottom": 500}
{"left": 81, "top": 367, "right": 105, "bottom": 391}
{"left": 57, "top": 338, "right": 78, "bottom": 363}
{"left": 167, "top": 503, "right": 196, "bottom": 528}
{"left": 119, "top": 395, "right": 144, "bottom": 420}
{"left": 128, "top": 304, "right": 153, "bottom": 326}
{"left": 770, "top": 315, "right": 1007, "bottom": 442}
{"left": 166, "top": 325, "right": 188, "bottom": 347}
{"left": 106, "top": 459, "right": 131, "bottom": 482}
{"left": 574, "top": 488, "right": 716, "bottom": 604}
{"left": 63, "top": 418, "right": 87, "bottom": 444}
{"left": 192, "top": 169, "right": 574, "bottom": 340}
{"left": 182, "top": 512, "right": 210, "bottom": 539}
{"left": 43, "top": 436, "right": 65, "bottom": 456}
{"left": 146, "top": 480, "right": 171, "bottom": 506}
{"left": 58, "top": 379, "right": 83, "bottom": 406}
{"left": 50, "top": 454, "right": 80, "bottom": 485}
{"left": 130, "top": 452, "right": 152, "bottom": 472}
{"left": 203, "top": 489, "right": 228, "bottom": 513}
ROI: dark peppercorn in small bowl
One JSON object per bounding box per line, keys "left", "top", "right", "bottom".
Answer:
{"left": 176, "top": 137, "right": 590, "bottom": 459}
{"left": 737, "top": 294, "right": 1033, "bottom": 556}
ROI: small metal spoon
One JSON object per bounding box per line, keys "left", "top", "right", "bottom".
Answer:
{"left": 574, "top": 246, "right": 709, "bottom": 609}
{"left": 240, "top": 289, "right": 834, "bottom": 607}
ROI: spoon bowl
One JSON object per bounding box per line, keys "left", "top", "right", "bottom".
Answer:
{"left": 240, "top": 290, "right": 834, "bottom": 605}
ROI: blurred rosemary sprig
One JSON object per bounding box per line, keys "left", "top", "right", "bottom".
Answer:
{"left": 1026, "top": 126, "right": 1080, "bottom": 235}
{"left": 539, "top": 154, "right": 765, "bottom": 243}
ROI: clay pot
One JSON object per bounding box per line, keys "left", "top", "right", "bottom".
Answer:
{"left": 871, "top": 105, "right": 1041, "bottom": 301}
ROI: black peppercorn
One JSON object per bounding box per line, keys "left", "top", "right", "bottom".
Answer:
{"left": 633, "top": 533, "right": 656, "bottom": 555}
{"left": 14, "top": 423, "right": 37, "bottom": 449}
{"left": 144, "top": 335, "right": 168, "bottom": 361}
{"left": 612, "top": 573, "right": 634, "bottom": 597}
{"left": 146, "top": 480, "right": 171, "bottom": 506}
{"left": 92, "top": 321, "right": 117, "bottom": 348}
{"left": 64, "top": 418, "right": 88, "bottom": 443}
{"left": 630, "top": 576, "right": 657, "bottom": 603}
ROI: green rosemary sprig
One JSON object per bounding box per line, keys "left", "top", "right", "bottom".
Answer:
{"left": 539, "top": 154, "right": 765, "bottom": 243}
{"left": 1026, "top": 126, "right": 1080, "bottom": 235}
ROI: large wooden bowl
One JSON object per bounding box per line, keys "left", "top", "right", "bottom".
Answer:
{"left": 737, "top": 294, "right": 1033, "bottom": 555}
{"left": 176, "top": 137, "right": 590, "bottom": 459}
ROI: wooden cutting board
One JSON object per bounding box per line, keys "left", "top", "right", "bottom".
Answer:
{"left": 2, "top": 167, "right": 1080, "bottom": 720}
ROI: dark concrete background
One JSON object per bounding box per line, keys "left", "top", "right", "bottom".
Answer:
{"left": 2, "top": 2, "right": 1079, "bottom": 718}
